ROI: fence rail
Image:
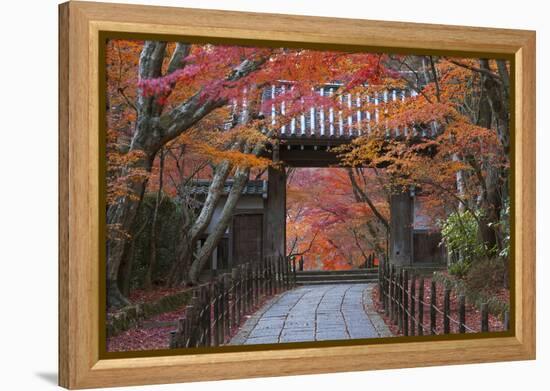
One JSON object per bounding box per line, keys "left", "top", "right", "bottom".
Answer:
{"left": 170, "top": 254, "right": 296, "bottom": 348}
{"left": 378, "top": 260, "right": 509, "bottom": 336}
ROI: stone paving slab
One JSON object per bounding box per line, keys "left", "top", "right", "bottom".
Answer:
{"left": 229, "top": 283, "right": 393, "bottom": 345}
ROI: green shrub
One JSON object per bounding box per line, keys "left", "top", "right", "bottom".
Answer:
{"left": 465, "top": 257, "right": 507, "bottom": 295}
{"left": 448, "top": 261, "right": 470, "bottom": 279}
{"left": 127, "top": 193, "right": 184, "bottom": 290}
{"left": 433, "top": 271, "right": 509, "bottom": 317}
{"left": 440, "top": 210, "right": 485, "bottom": 265}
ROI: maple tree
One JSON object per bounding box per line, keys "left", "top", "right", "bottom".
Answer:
{"left": 338, "top": 55, "right": 510, "bottom": 259}
{"left": 286, "top": 168, "right": 389, "bottom": 270}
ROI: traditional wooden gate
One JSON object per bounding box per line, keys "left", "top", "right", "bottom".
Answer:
{"left": 256, "top": 83, "right": 444, "bottom": 267}
{"left": 233, "top": 213, "right": 263, "bottom": 265}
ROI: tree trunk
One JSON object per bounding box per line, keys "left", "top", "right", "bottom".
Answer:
{"left": 188, "top": 166, "right": 251, "bottom": 283}
{"left": 473, "top": 61, "right": 507, "bottom": 253}
{"left": 144, "top": 149, "right": 165, "bottom": 290}
{"left": 119, "top": 216, "right": 149, "bottom": 296}
{"left": 166, "top": 159, "right": 234, "bottom": 286}
{"left": 105, "top": 42, "right": 267, "bottom": 308}
{"left": 106, "top": 154, "right": 152, "bottom": 309}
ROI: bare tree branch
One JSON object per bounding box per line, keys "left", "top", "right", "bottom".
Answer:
{"left": 446, "top": 58, "right": 503, "bottom": 83}
{"left": 347, "top": 168, "right": 389, "bottom": 229}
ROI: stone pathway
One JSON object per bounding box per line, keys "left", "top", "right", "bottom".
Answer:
{"left": 229, "top": 283, "right": 392, "bottom": 345}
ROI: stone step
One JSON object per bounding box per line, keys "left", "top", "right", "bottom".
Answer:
{"left": 295, "top": 268, "right": 378, "bottom": 276}
{"left": 296, "top": 279, "right": 377, "bottom": 285}
{"left": 296, "top": 273, "right": 377, "bottom": 281}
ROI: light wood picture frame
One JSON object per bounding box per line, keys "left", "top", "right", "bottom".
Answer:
{"left": 59, "top": 1, "right": 536, "bottom": 389}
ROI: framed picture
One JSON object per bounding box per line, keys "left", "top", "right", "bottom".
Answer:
{"left": 59, "top": 1, "right": 536, "bottom": 389}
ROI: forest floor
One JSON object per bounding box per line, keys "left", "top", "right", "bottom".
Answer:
{"left": 371, "top": 277, "right": 509, "bottom": 336}
{"left": 105, "top": 286, "right": 190, "bottom": 317}
{"left": 107, "top": 303, "right": 187, "bottom": 352}
{"left": 107, "top": 286, "right": 276, "bottom": 352}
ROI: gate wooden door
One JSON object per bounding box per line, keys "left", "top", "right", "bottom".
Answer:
{"left": 232, "top": 214, "right": 263, "bottom": 266}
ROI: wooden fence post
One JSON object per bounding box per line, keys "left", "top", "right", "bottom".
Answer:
{"left": 225, "top": 273, "right": 232, "bottom": 336}
{"left": 212, "top": 282, "right": 219, "bottom": 347}
{"left": 265, "top": 256, "right": 271, "bottom": 296}
{"left": 247, "top": 263, "right": 251, "bottom": 313}
{"left": 196, "top": 287, "right": 205, "bottom": 346}
{"left": 268, "top": 258, "right": 274, "bottom": 296}
{"left": 279, "top": 256, "right": 284, "bottom": 292}
{"left": 170, "top": 316, "right": 185, "bottom": 349}
{"left": 481, "top": 303, "right": 489, "bottom": 332}
{"left": 218, "top": 278, "right": 224, "bottom": 344}
{"left": 397, "top": 268, "right": 402, "bottom": 330}
{"left": 282, "top": 256, "right": 286, "bottom": 290}
{"left": 255, "top": 263, "right": 260, "bottom": 307}
{"left": 274, "top": 256, "right": 278, "bottom": 294}
{"left": 243, "top": 264, "right": 249, "bottom": 314}
{"left": 279, "top": 255, "right": 284, "bottom": 290}
{"left": 280, "top": 255, "right": 285, "bottom": 291}
{"left": 274, "top": 257, "right": 280, "bottom": 294}
{"left": 430, "top": 280, "right": 437, "bottom": 335}
{"left": 283, "top": 256, "right": 287, "bottom": 289}
{"left": 247, "top": 263, "right": 252, "bottom": 312}
{"left": 378, "top": 259, "right": 384, "bottom": 307}
{"left": 273, "top": 255, "right": 283, "bottom": 293}
{"left": 418, "top": 276, "right": 424, "bottom": 336}
{"left": 288, "top": 256, "right": 292, "bottom": 288}
{"left": 217, "top": 278, "right": 223, "bottom": 344}
{"left": 262, "top": 256, "right": 269, "bottom": 296}
{"left": 389, "top": 265, "right": 395, "bottom": 324}
{"left": 250, "top": 264, "right": 255, "bottom": 309}
{"left": 250, "top": 263, "right": 255, "bottom": 306}
{"left": 410, "top": 273, "right": 416, "bottom": 336}
{"left": 458, "top": 295, "right": 466, "bottom": 334}
{"left": 243, "top": 263, "right": 250, "bottom": 318}
{"left": 231, "top": 267, "right": 239, "bottom": 329}
{"left": 443, "top": 288, "right": 451, "bottom": 334}
{"left": 388, "top": 265, "right": 393, "bottom": 323}
{"left": 204, "top": 284, "right": 211, "bottom": 347}
{"left": 271, "top": 255, "right": 279, "bottom": 295}
{"left": 276, "top": 256, "right": 281, "bottom": 292}
{"left": 169, "top": 331, "right": 178, "bottom": 349}
{"left": 292, "top": 257, "right": 297, "bottom": 287}
{"left": 188, "top": 294, "right": 200, "bottom": 347}
{"left": 384, "top": 261, "right": 390, "bottom": 316}
{"left": 273, "top": 257, "right": 278, "bottom": 293}
{"left": 240, "top": 265, "right": 246, "bottom": 319}
{"left": 222, "top": 274, "right": 229, "bottom": 342}
{"left": 194, "top": 291, "right": 203, "bottom": 346}
{"left": 403, "top": 269, "right": 409, "bottom": 336}
{"left": 185, "top": 311, "right": 193, "bottom": 348}
{"left": 265, "top": 255, "right": 273, "bottom": 296}
{"left": 260, "top": 257, "right": 265, "bottom": 297}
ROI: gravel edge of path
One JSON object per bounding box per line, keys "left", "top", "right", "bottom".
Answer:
{"left": 362, "top": 284, "right": 394, "bottom": 338}
{"left": 227, "top": 293, "right": 286, "bottom": 345}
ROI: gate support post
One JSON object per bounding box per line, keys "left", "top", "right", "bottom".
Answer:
{"left": 264, "top": 165, "right": 286, "bottom": 259}
{"left": 389, "top": 191, "right": 414, "bottom": 266}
